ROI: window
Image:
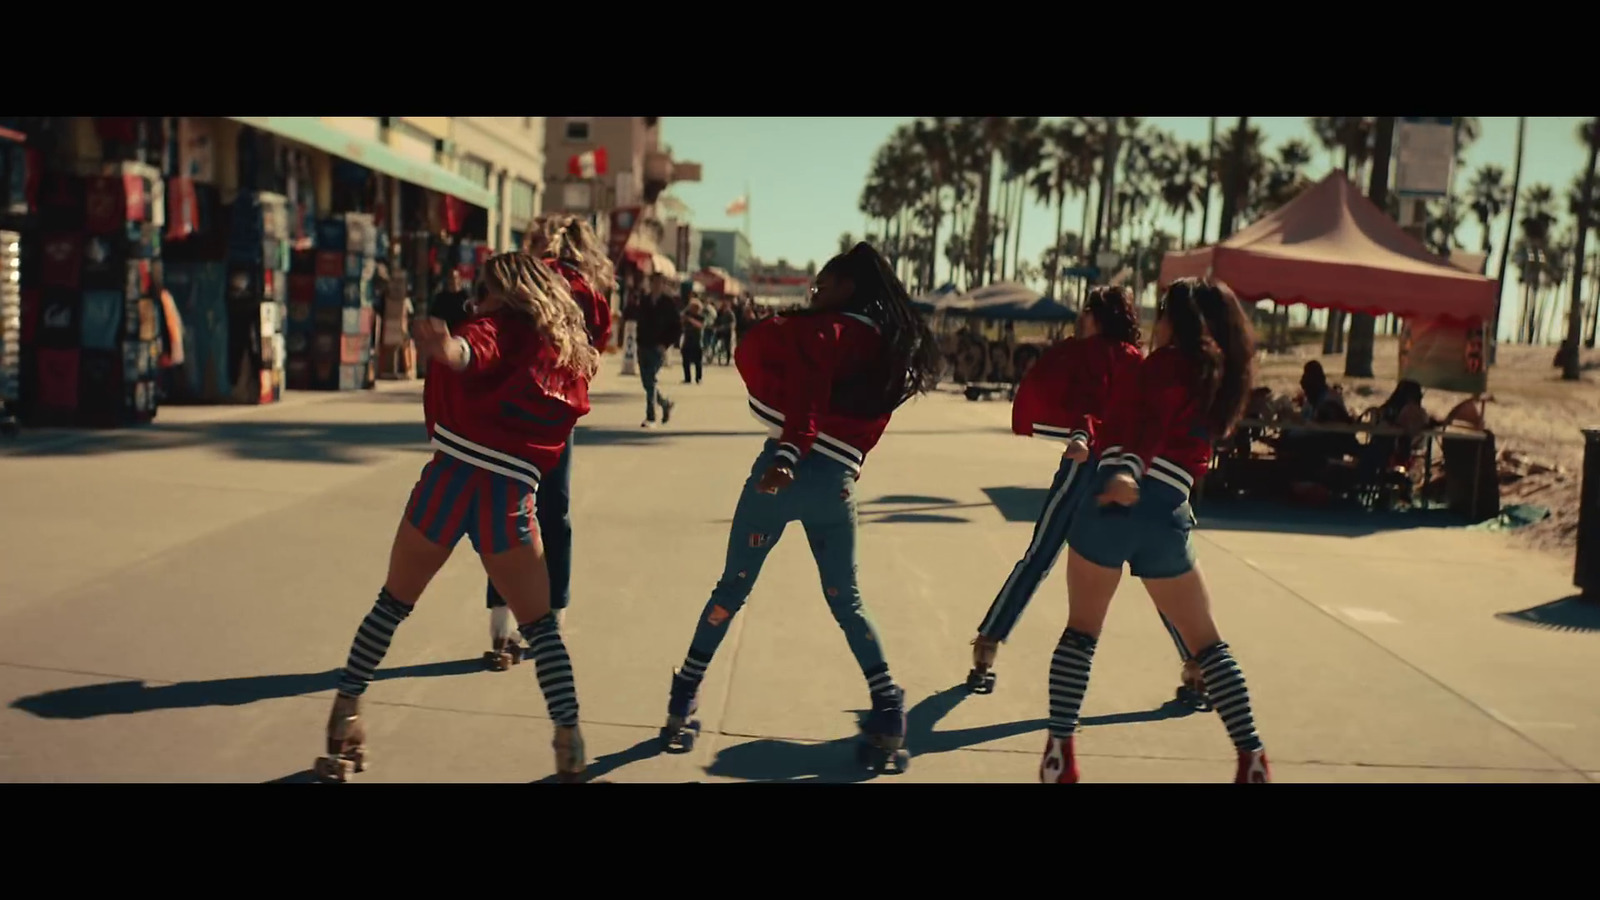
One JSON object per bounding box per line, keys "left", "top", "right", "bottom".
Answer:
{"left": 511, "top": 179, "right": 537, "bottom": 223}
{"left": 564, "top": 118, "right": 591, "bottom": 142}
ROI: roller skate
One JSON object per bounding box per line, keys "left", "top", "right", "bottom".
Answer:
{"left": 1174, "top": 658, "right": 1210, "bottom": 710}
{"left": 553, "top": 724, "right": 587, "bottom": 783}
{"left": 483, "top": 607, "right": 526, "bottom": 671}
{"left": 965, "top": 635, "right": 999, "bottom": 695}
{"left": 1039, "top": 734, "right": 1079, "bottom": 783}
{"left": 857, "top": 687, "right": 911, "bottom": 774}
{"left": 312, "top": 693, "right": 368, "bottom": 783}
{"left": 658, "top": 670, "right": 702, "bottom": 753}
{"left": 1235, "top": 748, "right": 1271, "bottom": 783}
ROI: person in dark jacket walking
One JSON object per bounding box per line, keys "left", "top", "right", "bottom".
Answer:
{"left": 636, "top": 274, "right": 680, "bottom": 427}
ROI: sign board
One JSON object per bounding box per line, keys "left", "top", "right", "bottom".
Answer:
{"left": 620, "top": 320, "right": 639, "bottom": 376}
{"left": 1060, "top": 266, "right": 1100, "bottom": 279}
{"left": 1395, "top": 117, "right": 1455, "bottom": 198}
{"left": 1399, "top": 317, "right": 1488, "bottom": 394}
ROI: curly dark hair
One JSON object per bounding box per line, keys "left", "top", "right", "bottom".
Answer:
{"left": 1157, "top": 277, "right": 1256, "bottom": 438}
{"left": 1081, "top": 284, "right": 1142, "bottom": 346}
{"left": 795, "top": 242, "right": 942, "bottom": 418}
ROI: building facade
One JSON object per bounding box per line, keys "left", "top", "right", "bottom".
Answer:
{"left": 540, "top": 117, "right": 702, "bottom": 266}
{"left": 698, "top": 229, "right": 753, "bottom": 280}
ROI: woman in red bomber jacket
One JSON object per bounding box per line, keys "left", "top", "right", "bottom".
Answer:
{"left": 314, "top": 253, "right": 597, "bottom": 785}
{"left": 966, "top": 286, "right": 1144, "bottom": 693}
{"left": 1041, "top": 277, "right": 1274, "bottom": 784}
{"left": 659, "top": 242, "right": 943, "bottom": 774}
{"left": 477, "top": 216, "right": 615, "bottom": 670}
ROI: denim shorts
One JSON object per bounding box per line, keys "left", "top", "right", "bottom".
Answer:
{"left": 1065, "top": 467, "right": 1197, "bottom": 579}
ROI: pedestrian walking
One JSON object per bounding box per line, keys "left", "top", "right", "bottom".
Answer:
{"left": 681, "top": 298, "right": 705, "bottom": 384}
{"left": 313, "top": 253, "right": 597, "bottom": 784}
{"left": 635, "top": 274, "right": 680, "bottom": 427}
{"left": 1040, "top": 277, "right": 1269, "bottom": 784}
{"left": 657, "top": 242, "right": 943, "bottom": 774}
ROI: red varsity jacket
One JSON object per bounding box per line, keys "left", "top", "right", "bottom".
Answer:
{"left": 547, "top": 257, "right": 611, "bottom": 353}
{"left": 1097, "top": 345, "right": 1213, "bottom": 495}
{"left": 735, "top": 311, "right": 889, "bottom": 477}
{"left": 424, "top": 312, "right": 592, "bottom": 489}
{"left": 1011, "top": 334, "right": 1144, "bottom": 448}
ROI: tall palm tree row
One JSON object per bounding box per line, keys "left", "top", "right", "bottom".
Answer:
{"left": 854, "top": 115, "right": 1596, "bottom": 344}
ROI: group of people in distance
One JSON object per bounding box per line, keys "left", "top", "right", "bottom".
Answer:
{"left": 310, "top": 222, "right": 1269, "bottom": 784}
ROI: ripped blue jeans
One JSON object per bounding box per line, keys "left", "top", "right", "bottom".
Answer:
{"left": 682, "top": 440, "right": 890, "bottom": 679}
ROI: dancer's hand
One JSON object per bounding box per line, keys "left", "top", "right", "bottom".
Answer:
{"left": 411, "top": 317, "right": 451, "bottom": 357}
{"left": 756, "top": 464, "right": 795, "bottom": 494}
{"left": 1098, "top": 472, "right": 1139, "bottom": 507}
{"left": 1064, "top": 438, "right": 1090, "bottom": 463}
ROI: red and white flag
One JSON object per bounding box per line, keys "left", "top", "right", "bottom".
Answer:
{"left": 725, "top": 195, "right": 748, "bottom": 216}
{"left": 568, "top": 147, "right": 609, "bottom": 178}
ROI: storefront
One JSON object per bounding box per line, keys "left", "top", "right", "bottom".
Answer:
{"left": 0, "top": 116, "right": 500, "bottom": 429}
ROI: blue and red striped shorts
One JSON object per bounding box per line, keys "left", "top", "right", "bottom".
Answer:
{"left": 404, "top": 452, "right": 538, "bottom": 554}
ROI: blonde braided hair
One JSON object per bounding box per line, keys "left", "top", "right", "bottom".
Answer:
{"left": 481, "top": 252, "right": 600, "bottom": 380}
{"left": 524, "top": 214, "right": 616, "bottom": 296}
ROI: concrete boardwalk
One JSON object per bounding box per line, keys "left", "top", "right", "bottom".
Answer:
{"left": 0, "top": 357, "right": 1595, "bottom": 783}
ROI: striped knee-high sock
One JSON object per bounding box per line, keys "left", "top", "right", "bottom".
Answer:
{"left": 1047, "top": 628, "right": 1098, "bottom": 738}
{"left": 863, "top": 662, "right": 900, "bottom": 704}
{"left": 676, "top": 648, "right": 713, "bottom": 687}
{"left": 521, "top": 614, "right": 579, "bottom": 727}
{"left": 336, "top": 588, "right": 412, "bottom": 697}
{"left": 1196, "top": 642, "right": 1264, "bottom": 751}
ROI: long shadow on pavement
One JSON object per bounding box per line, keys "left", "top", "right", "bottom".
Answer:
{"left": 1496, "top": 595, "right": 1600, "bottom": 634}
{"left": 9, "top": 659, "right": 484, "bottom": 720}
{"left": 701, "top": 684, "right": 1198, "bottom": 783}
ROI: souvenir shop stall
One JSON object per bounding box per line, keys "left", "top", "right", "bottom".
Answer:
{"left": 1, "top": 117, "right": 171, "bottom": 428}
{"left": 0, "top": 118, "right": 30, "bottom": 435}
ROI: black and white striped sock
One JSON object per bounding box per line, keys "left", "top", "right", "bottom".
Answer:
{"left": 1048, "top": 628, "right": 1098, "bottom": 738}
{"left": 521, "top": 614, "right": 579, "bottom": 727}
{"left": 1196, "top": 642, "right": 1264, "bottom": 752}
{"left": 336, "top": 588, "right": 412, "bottom": 698}
{"left": 676, "top": 648, "right": 713, "bottom": 687}
{"left": 863, "top": 662, "right": 899, "bottom": 702}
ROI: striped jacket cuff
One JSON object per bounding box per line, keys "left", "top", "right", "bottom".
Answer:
{"left": 774, "top": 443, "right": 801, "bottom": 466}
{"left": 1068, "top": 429, "right": 1091, "bottom": 445}
{"left": 1098, "top": 447, "right": 1144, "bottom": 481}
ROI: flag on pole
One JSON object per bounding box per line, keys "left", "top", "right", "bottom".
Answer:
{"left": 568, "top": 147, "right": 609, "bottom": 178}
{"left": 725, "top": 195, "right": 748, "bottom": 216}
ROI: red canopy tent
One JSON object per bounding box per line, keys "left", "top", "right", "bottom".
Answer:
{"left": 1158, "top": 171, "right": 1497, "bottom": 324}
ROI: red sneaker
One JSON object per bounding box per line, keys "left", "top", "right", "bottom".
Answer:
{"left": 1235, "top": 749, "right": 1271, "bottom": 783}
{"left": 1039, "top": 735, "right": 1079, "bottom": 783}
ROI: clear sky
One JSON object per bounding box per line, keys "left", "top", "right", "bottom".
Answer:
{"left": 662, "top": 116, "right": 1593, "bottom": 338}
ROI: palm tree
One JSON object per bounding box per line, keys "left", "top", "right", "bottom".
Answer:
{"left": 1345, "top": 116, "right": 1396, "bottom": 379}
{"left": 1216, "top": 118, "right": 1265, "bottom": 241}
{"left": 999, "top": 117, "right": 1044, "bottom": 281}
{"left": 1160, "top": 143, "right": 1206, "bottom": 247}
{"left": 1561, "top": 118, "right": 1599, "bottom": 378}
{"left": 1036, "top": 122, "right": 1075, "bottom": 300}
{"left": 1199, "top": 117, "right": 1217, "bottom": 244}
{"left": 1491, "top": 117, "right": 1527, "bottom": 362}
{"left": 1467, "top": 164, "right": 1511, "bottom": 267}
{"left": 838, "top": 232, "right": 856, "bottom": 255}
{"left": 1515, "top": 183, "right": 1558, "bottom": 344}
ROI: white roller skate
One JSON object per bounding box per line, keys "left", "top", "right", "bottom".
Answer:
{"left": 483, "top": 607, "right": 526, "bottom": 671}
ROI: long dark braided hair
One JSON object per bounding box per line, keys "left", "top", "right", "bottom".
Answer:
{"left": 1081, "top": 284, "right": 1142, "bottom": 346}
{"left": 1157, "top": 277, "right": 1256, "bottom": 438}
{"left": 793, "top": 242, "right": 942, "bottom": 418}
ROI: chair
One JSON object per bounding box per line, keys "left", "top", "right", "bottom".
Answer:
{"left": 1352, "top": 408, "right": 1422, "bottom": 510}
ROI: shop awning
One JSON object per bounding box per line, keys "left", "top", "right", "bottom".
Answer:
{"left": 623, "top": 247, "right": 679, "bottom": 280}
{"left": 226, "top": 116, "right": 496, "bottom": 210}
